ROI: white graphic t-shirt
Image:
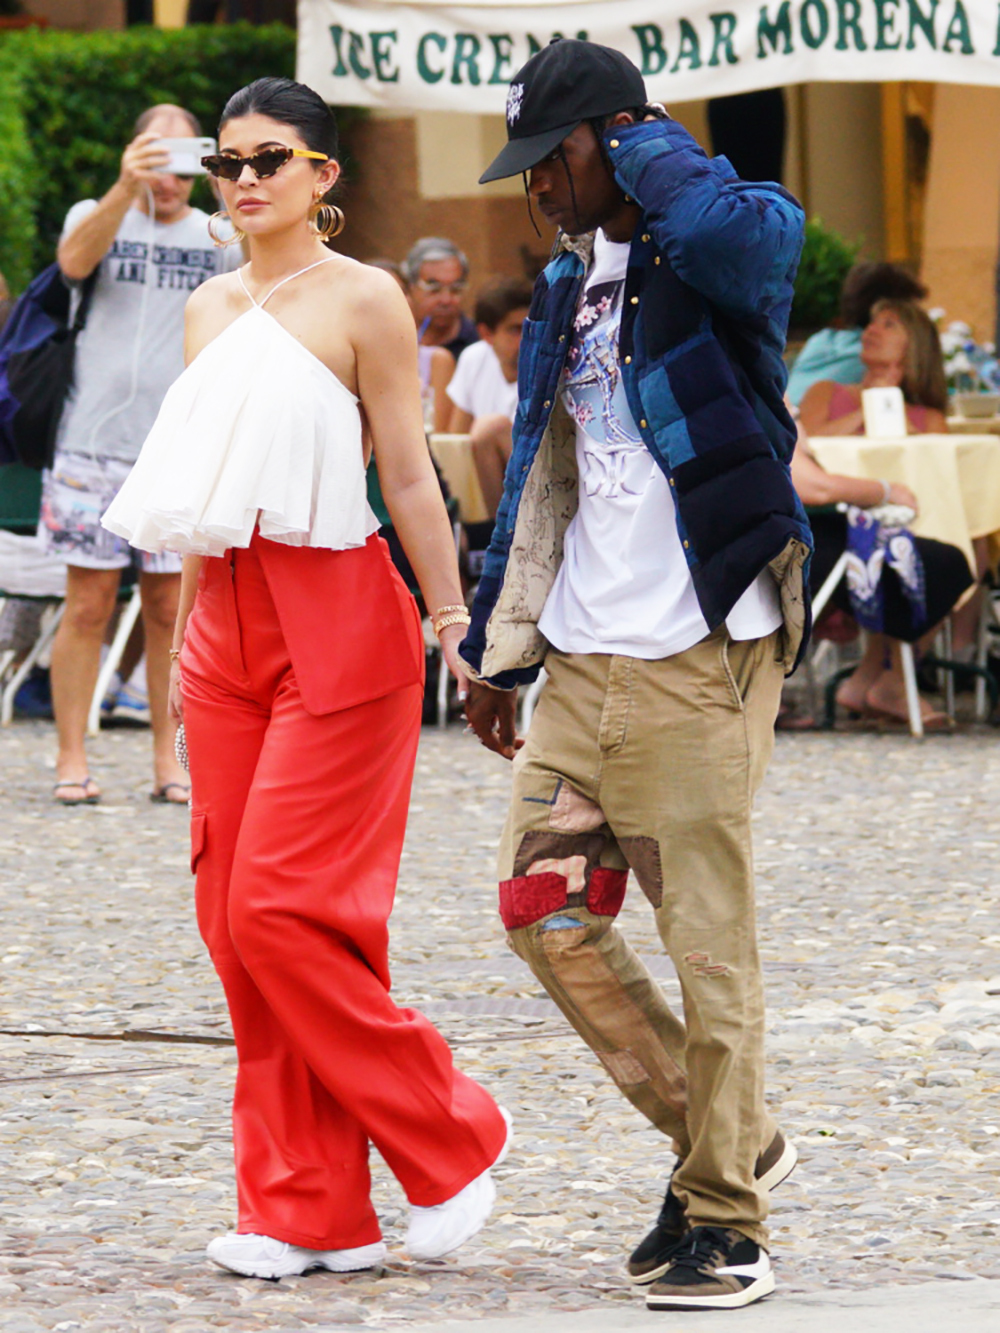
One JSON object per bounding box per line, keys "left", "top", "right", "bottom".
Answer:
{"left": 56, "top": 201, "right": 241, "bottom": 464}
{"left": 538, "top": 228, "right": 782, "bottom": 659}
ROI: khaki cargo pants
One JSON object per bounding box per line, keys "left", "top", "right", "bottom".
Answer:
{"left": 499, "top": 627, "right": 784, "bottom": 1246}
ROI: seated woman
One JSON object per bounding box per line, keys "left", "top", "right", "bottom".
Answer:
{"left": 792, "top": 431, "right": 973, "bottom": 727}
{"left": 798, "top": 297, "right": 947, "bottom": 437}
{"left": 786, "top": 261, "right": 926, "bottom": 408}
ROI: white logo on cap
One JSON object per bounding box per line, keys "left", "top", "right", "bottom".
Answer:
{"left": 507, "top": 82, "right": 525, "bottom": 126}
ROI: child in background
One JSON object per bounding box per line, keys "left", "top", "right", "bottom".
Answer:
{"left": 447, "top": 277, "right": 532, "bottom": 517}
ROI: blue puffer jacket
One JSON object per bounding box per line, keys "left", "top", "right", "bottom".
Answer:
{"left": 461, "top": 118, "right": 813, "bottom": 689}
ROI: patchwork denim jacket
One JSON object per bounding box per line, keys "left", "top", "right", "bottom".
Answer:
{"left": 460, "top": 118, "right": 814, "bottom": 689}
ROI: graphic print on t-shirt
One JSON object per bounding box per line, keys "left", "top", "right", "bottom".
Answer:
{"left": 109, "top": 237, "right": 219, "bottom": 291}
{"left": 563, "top": 272, "right": 654, "bottom": 500}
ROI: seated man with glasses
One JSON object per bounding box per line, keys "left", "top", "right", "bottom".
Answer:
{"left": 403, "top": 236, "right": 479, "bottom": 361}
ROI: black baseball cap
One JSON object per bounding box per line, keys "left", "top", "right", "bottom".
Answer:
{"left": 479, "top": 38, "right": 647, "bottom": 184}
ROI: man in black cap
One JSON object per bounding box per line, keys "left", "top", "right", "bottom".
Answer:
{"left": 461, "top": 38, "right": 812, "bottom": 1312}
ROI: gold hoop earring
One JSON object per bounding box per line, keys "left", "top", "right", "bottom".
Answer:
{"left": 207, "top": 211, "right": 244, "bottom": 248}
{"left": 312, "top": 203, "right": 345, "bottom": 241}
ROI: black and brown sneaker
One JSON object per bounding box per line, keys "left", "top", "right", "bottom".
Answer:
{"left": 755, "top": 1127, "right": 798, "bottom": 1192}
{"left": 645, "top": 1226, "right": 774, "bottom": 1310}
{"left": 627, "top": 1129, "right": 795, "bottom": 1287}
{"left": 626, "top": 1177, "right": 687, "bottom": 1284}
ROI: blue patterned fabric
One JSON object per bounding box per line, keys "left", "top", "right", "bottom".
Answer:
{"left": 462, "top": 118, "right": 814, "bottom": 686}
{"left": 844, "top": 507, "right": 928, "bottom": 634}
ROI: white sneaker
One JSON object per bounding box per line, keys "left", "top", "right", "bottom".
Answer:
{"left": 406, "top": 1106, "right": 512, "bottom": 1260}
{"left": 206, "top": 1231, "right": 386, "bottom": 1279}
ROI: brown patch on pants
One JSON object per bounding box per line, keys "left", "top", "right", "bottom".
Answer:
{"left": 509, "top": 913, "right": 690, "bottom": 1142}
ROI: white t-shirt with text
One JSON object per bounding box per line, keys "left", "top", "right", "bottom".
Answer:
{"left": 538, "top": 229, "right": 782, "bottom": 659}
{"left": 56, "top": 201, "right": 240, "bottom": 464}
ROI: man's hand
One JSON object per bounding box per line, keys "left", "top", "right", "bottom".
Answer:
{"left": 119, "top": 131, "right": 171, "bottom": 195}
{"left": 465, "top": 679, "right": 522, "bottom": 759}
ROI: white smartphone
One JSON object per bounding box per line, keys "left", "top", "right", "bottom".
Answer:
{"left": 153, "top": 136, "right": 217, "bottom": 177}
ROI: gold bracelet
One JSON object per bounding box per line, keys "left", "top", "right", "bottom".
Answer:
{"left": 432, "top": 603, "right": 467, "bottom": 619}
{"left": 168, "top": 648, "right": 182, "bottom": 661}
{"left": 433, "top": 611, "right": 471, "bottom": 636}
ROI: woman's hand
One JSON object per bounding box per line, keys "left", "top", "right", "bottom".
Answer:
{"left": 168, "top": 660, "right": 184, "bottom": 724}
{"left": 887, "top": 481, "right": 919, "bottom": 513}
{"left": 438, "top": 623, "right": 470, "bottom": 702}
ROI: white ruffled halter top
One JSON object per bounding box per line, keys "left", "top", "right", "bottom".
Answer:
{"left": 102, "top": 258, "right": 379, "bottom": 558}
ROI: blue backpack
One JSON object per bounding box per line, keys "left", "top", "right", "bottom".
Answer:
{"left": 0, "top": 264, "right": 95, "bottom": 470}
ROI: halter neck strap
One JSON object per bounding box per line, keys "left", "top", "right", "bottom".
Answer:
{"left": 237, "top": 257, "right": 334, "bottom": 310}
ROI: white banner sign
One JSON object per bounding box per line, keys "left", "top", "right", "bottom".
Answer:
{"left": 298, "top": 0, "right": 1000, "bottom": 110}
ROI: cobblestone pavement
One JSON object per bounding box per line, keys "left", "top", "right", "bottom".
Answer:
{"left": 1, "top": 717, "right": 1000, "bottom": 1331}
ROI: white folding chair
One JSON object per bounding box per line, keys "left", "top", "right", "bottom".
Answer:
{"left": 807, "top": 507, "right": 927, "bottom": 738}
{"left": 0, "top": 528, "right": 145, "bottom": 732}
{"left": 86, "top": 583, "right": 142, "bottom": 736}
{"left": 0, "top": 529, "right": 68, "bottom": 727}
{"left": 0, "top": 601, "right": 64, "bottom": 727}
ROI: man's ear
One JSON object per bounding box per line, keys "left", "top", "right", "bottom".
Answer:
{"left": 609, "top": 111, "right": 636, "bottom": 127}
{"left": 477, "top": 322, "right": 495, "bottom": 344}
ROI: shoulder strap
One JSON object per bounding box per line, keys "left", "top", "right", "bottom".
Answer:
{"left": 72, "top": 269, "right": 99, "bottom": 333}
{"left": 236, "top": 265, "right": 257, "bottom": 308}
{"left": 258, "top": 257, "right": 334, "bottom": 309}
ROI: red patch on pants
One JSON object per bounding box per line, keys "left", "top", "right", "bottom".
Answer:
{"left": 499, "top": 867, "right": 628, "bottom": 930}
{"left": 499, "top": 873, "right": 568, "bottom": 930}
{"left": 587, "top": 867, "right": 628, "bottom": 917}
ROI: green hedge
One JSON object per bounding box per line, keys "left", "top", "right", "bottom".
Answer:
{"left": 790, "top": 216, "right": 862, "bottom": 333}
{"left": 0, "top": 23, "right": 362, "bottom": 293}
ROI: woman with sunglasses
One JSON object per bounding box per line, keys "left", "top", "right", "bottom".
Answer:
{"left": 102, "top": 77, "right": 509, "bottom": 1280}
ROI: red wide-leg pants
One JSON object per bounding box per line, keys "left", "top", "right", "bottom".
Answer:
{"left": 181, "top": 539, "right": 505, "bottom": 1250}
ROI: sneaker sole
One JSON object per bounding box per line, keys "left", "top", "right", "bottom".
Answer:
{"left": 207, "top": 1250, "right": 312, "bottom": 1279}
{"left": 628, "top": 1251, "right": 685, "bottom": 1287}
{"left": 646, "top": 1270, "right": 775, "bottom": 1310}
{"left": 313, "top": 1242, "right": 387, "bottom": 1273}
{"left": 207, "top": 1241, "right": 386, "bottom": 1279}
{"left": 756, "top": 1136, "right": 798, "bottom": 1193}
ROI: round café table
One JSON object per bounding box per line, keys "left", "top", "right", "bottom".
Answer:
{"left": 809, "top": 433, "right": 1000, "bottom": 572}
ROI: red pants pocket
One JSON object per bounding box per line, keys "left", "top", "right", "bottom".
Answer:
{"left": 190, "top": 810, "right": 207, "bottom": 875}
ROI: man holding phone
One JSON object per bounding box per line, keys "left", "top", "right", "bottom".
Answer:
{"left": 42, "top": 103, "right": 239, "bottom": 807}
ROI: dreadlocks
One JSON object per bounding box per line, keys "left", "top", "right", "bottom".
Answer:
{"left": 522, "top": 105, "right": 670, "bottom": 236}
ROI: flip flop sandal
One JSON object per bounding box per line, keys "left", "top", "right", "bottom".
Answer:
{"left": 53, "top": 777, "right": 100, "bottom": 806}
{"left": 150, "top": 782, "right": 191, "bottom": 805}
